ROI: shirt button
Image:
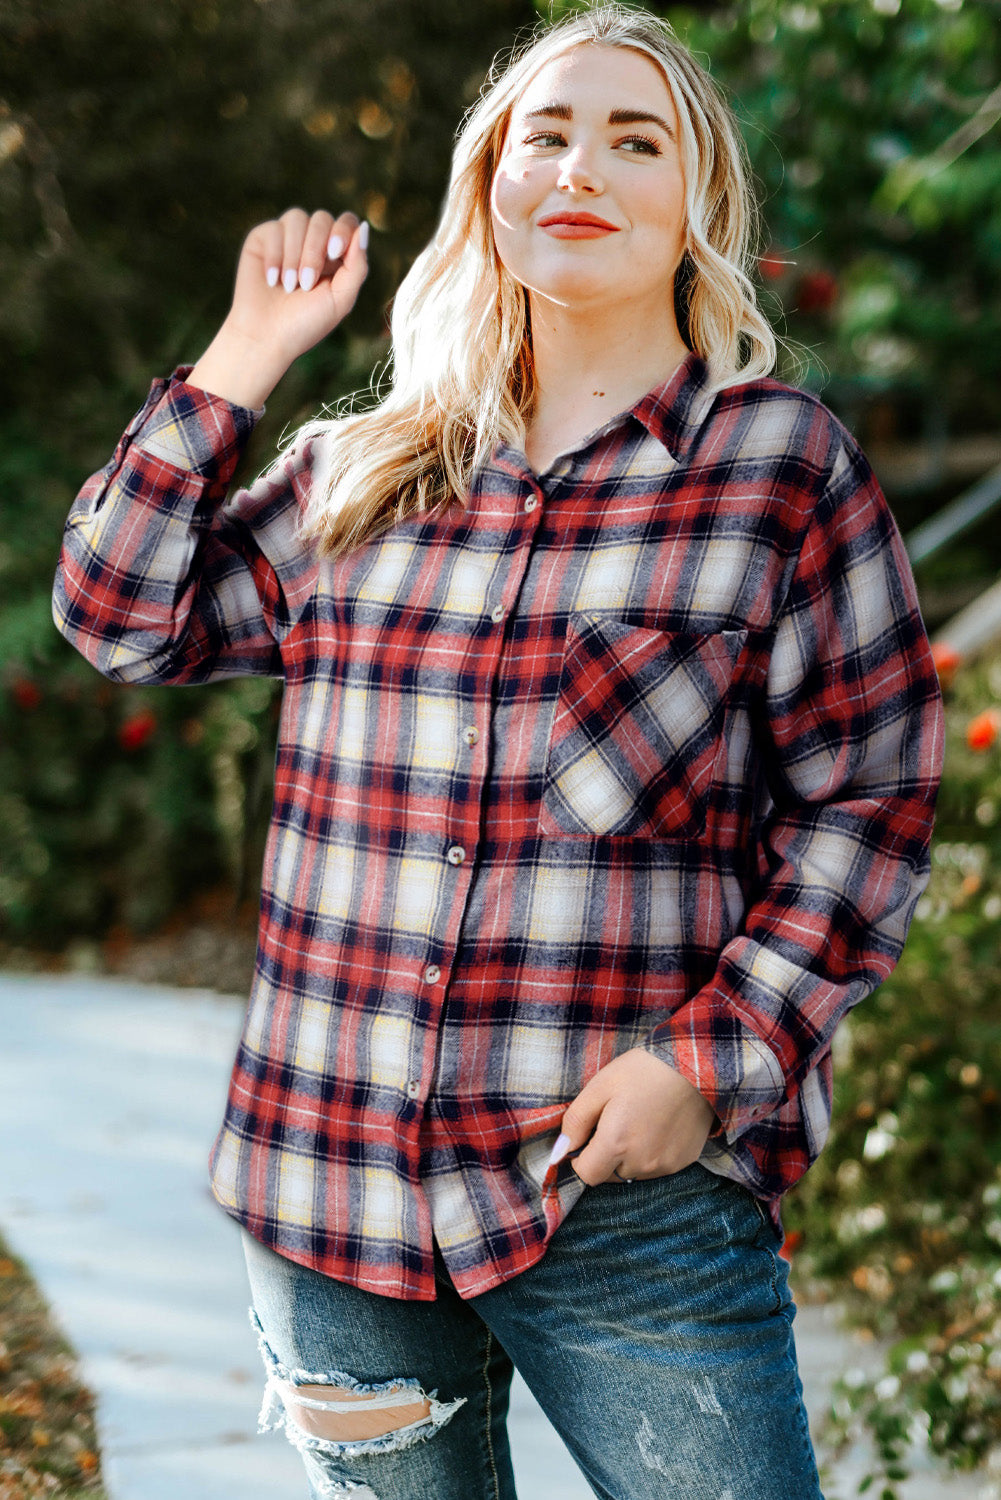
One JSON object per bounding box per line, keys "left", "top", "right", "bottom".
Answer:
{"left": 446, "top": 845, "right": 466, "bottom": 866}
{"left": 524, "top": 495, "right": 539, "bottom": 512}
{"left": 463, "top": 726, "right": 480, "bottom": 746}
{"left": 405, "top": 1080, "right": 420, "bottom": 1099}
{"left": 489, "top": 603, "right": 505, "bottom": 623}
{"left": 423, "top": 964, "right": 441, "bottom": 984}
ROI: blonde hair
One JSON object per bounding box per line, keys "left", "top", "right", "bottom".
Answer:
{"left": 298, "top": 1, "right": 776, "bottom": 558}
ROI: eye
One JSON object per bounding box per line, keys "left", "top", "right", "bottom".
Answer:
{"left": 522, "top": 130, "right": 566, "bottom": 149}
{"left": 617, "top": 133, "right": 662, "bottom": 156}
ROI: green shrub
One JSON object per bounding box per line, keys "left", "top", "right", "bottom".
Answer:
{"left": 787, "top": 652, "right": 1001, "bottom": 1495}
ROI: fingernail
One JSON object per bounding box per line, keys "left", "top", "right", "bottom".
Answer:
{"left": 265, "top": 266, "right": 279, "bottom": 288}
{"left": 548, "top": 1132, "right": 571, "bottom": 1167}
{"left": 359, "top": 220, "right": 370, "bottom": 251}
{"left": 327, "top": 233, "right": 345, "bottom": 260}
{"left": 283, "top": 268, "right": 298, "bottom": 293}
{"left": 299, "top": 267, "right": 316, "bottom": 292}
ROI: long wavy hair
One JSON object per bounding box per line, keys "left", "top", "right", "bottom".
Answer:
{"left": 297, "top": 2, "right": 777, "bottom": 559}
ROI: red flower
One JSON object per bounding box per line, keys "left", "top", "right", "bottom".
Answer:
{"left": 779, "top": 1229, "right": 803, "bottom": 1264}
{"left": 796, "top": 270, "right": 838, "bottom": 314}
{"left": 758, "top": 249, "right": 787, "bottom": 281}
{"left": 966, "top": 709, "right": 1001, "bottom": 753}
{"left": 930, "top": 641, "right": 961, "bottom": 689}
{"left": 118, "top": 707, "right": 157, "bottom": 752}
{"left": 10, "top": 678, "right": 42, "bottom": 711}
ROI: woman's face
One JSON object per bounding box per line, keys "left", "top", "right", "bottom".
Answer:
{"left": 490, "top": 44, "right": 687, "bottom": 320}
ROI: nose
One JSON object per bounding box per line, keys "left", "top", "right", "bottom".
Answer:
{"left": 556, "top": 143, "right": 603, "bottom": 194}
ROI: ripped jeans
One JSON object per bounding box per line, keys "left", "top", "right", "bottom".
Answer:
{"left": 242, "top": 1162, "right": 824, "bottom": 1500}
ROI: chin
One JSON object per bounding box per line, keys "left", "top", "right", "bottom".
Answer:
{"left": 525, "top": 270, "right": 621, "bottom": 310}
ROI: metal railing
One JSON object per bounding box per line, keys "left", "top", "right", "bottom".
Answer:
{"left": 904, "top": 461, "right": 1001, "bottom": 567}
{"left": 903, "top": 460, "right": 1001, "bottom": 658}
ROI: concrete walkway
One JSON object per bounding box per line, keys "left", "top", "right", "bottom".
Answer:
{"left": 0, "top": 973, "right": 982, "bottom": 1500}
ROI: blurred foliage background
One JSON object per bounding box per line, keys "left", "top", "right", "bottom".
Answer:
{"left": 2, "top": 0, "right": 1001, "bottom": 1491}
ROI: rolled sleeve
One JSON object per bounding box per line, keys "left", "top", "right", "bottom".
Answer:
{"left": 52, "top": 369, "right": 308, "bottom": 686}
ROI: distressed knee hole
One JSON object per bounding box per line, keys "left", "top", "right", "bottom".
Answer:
{"left": 278, "top": 1380, "right": 433, "bottom": 1442}
{"left": 249, "top": 1307, "right": 466, "bottom": 1458}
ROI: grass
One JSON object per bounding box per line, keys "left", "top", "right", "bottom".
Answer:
{"left": 0, "top": 1231, "right": 106, "bottom": 1500}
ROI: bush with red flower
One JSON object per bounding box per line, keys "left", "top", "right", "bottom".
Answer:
{"left": 1, "top": 629, "right": 279, "bottom": 947}
{"left": 795, "top": 268, "right": 839, "bottom": 317}
{"left": 785, "top": 650, "right": 1001, "bottom": 1496}
{"left": 9, "top": 678, "right": 43, "bottom": 712}
{"left": 967, "top": 709, "right": 1001, "bottom": 754}
{"left": 117, "top": 707, "right": 158, "bottom": 754}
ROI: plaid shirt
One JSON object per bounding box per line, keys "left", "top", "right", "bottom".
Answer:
{"left": 54, "top": 352, "right": 944, "bottom": 1301}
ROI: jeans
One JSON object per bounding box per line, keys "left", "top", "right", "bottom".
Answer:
{"left": 242, "top": 1162, "right": 824, "bottom": 1499}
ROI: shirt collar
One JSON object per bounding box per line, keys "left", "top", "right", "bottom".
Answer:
{"left": 487, "top": 348, "right": 719, "bottom": 482}
{"left": 629, "top": 349, "right": 718, "bottom": 463}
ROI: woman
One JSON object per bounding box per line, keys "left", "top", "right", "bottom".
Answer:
{"left": 54, "top": 4, "right": 944, "bottom": 1497}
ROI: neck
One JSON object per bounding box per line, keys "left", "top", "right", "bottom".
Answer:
{"left": 527, "top": 291, "right": 690, "bottom": 426}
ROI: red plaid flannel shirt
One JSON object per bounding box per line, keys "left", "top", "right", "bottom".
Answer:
{"left": 54, "top": 352, "right": 944, "bottom": 1299}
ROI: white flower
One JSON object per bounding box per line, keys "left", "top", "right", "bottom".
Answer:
{"left": 864, "top": 1127, "right": 895, "bottom": 1161}
{"left": 857, "top": 1204, "right": 888, "bottom": 1233}
{"left": 837, "top": 1159, "right": 863, "bottom": 1189}
{"left": 907, "top": 1411, "right": 930, "bottom": 1447}
{"left": 875, "top": 1375, "right": 901, "bottom": 1400}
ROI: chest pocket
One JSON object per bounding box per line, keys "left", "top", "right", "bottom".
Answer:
{"left": 538, "top": 613, "right": 747, "bottom": 839}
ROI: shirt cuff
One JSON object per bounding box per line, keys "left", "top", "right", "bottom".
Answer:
{"left": 120, "top": 366, "right": 265, "bottom": 484}
{"left": 640, "top": 1007, "right": 787, "bottom": 1146}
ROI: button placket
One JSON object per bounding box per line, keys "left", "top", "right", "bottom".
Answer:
{"left": 415, "top": 485, "right": 530, "bottom": 1119}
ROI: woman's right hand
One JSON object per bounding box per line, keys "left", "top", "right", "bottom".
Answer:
{"left": 189, "top": 208, "right": 370, "bottom": 411}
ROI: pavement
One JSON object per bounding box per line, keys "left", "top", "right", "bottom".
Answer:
{"left": 0, "top": 971, "right": 985, "bottom": 1500}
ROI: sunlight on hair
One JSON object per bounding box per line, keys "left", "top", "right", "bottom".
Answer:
{"left": 295, "top": 2, "right": 779, "bottom": 559}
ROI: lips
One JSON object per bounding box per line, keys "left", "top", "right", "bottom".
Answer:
{"left": 537, "top": 211, "right": 619, "bottom": 231}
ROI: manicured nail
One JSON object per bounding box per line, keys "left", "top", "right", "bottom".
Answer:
{"left": 265, "top": 266, "right": 279, "bottom": 288}
{"left": 327, "top": 233, "right": 345, "bottom": 260}
{"left": 282, "top": 267, "right": 298, "bottom": 293}
{"left": 359, "top": 220, "right": 370, "bottom": 251}
{"left": 299, "top": 267, "right": 316, "bottom": 292}
{"left": 548, "top": 1132, "right": 571, "bottom": 1167}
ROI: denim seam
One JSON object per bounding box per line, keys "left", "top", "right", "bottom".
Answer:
{"left": 480, "top": 1327, "right": 502, "bottom": 1500}
{"left": 746, "top": 1204, "right": 822, "bottom": 1490}
{"left": 746, "top": 1193, "right": 787, "bottom": 1319}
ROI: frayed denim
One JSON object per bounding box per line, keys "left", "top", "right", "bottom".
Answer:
{"left": 242, "top": 1162, "right": 824, "bottom": 1499}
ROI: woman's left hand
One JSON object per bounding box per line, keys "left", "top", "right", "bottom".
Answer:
{"left": 550, "top": 1048, "right": 716, "bottom": 1185}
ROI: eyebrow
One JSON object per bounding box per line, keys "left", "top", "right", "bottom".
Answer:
{"left": 521, "top": 101, "right": 676, "bottom": 139}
